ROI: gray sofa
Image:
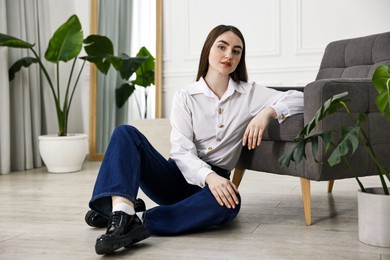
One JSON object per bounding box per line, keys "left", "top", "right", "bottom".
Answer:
{"left": 233, "top": 32, "right": 390, "bottom": 225}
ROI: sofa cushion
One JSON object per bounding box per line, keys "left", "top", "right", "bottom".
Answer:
{"left": 316, "top": 32, "right": 390, "bottom": 80}
{"left": 262, "top": 114, "right": 303, "bottom": 142}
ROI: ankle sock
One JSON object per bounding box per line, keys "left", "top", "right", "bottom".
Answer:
{"left": 112, "top": 202, "right": 135, "bottom": 215}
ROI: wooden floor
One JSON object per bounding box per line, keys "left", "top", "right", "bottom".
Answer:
{"left": 1, "top": 161, "right": 390, "bottom": 260}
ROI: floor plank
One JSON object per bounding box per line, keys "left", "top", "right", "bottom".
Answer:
{"left": 1, "top": 161, "right": 389, "bottom": 259}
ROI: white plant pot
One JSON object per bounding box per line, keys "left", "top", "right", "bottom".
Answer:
{"left": 38, "top": 134, "right": 88, "bottom": 173}
{"left": 358, "top": 187, "right": 390, "bottom": 247}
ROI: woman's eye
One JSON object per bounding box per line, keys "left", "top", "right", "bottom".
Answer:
{"left": 217, "top": 45, "right": 225, "bottom": 50}
{"left": 233, "top": 50, "right": 241, "bottom": 55}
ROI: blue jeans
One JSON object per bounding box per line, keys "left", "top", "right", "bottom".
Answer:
{"left": 89, "top": 125, "right": 241, "bottom": 235}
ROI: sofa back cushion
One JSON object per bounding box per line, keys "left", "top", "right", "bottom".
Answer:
{"left": 316, "top": 32, "right": 390, "bottom": 80}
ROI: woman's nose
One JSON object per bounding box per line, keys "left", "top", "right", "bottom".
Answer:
{"left": 225, "top": 51, "right": 233, "bottom": 59}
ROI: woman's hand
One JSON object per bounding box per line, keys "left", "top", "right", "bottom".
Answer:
{"left": 206, "top": 173, "right": 239, "bottom": 208}
{"left": 242, "top": 107, "right": 276, "bottom": 150}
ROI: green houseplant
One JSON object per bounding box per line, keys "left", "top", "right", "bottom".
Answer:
{"left": 115, "top": 46, "right": 155, "bottom": 119}
{"left": 279, "top": 65, "right": 390, "bottom": 247}
{"left": 0, "top": 14, "right": 149, "bottom": 136}
{"left": 0, "top": 14, "right": 151, "bottom": 172}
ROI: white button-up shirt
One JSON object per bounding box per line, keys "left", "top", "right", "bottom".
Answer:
{"left": 170, "top": 77, "right": 304, "bottom": 187}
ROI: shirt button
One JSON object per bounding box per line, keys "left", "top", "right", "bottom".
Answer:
{"left": 218, "top": 108, "right": 223, "bottom": 114}
{"left": 219, "top": 124, "right": 224, "bottom": 128}
{"left": 207, "top": 147, "right": 213, "bottom": 150}
{"left": 281, "top": 114, "right": 286, "bottom": 120}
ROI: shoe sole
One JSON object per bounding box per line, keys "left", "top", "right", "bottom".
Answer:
{"left": 95, "top": 225, "right": 150, "bottom": 255}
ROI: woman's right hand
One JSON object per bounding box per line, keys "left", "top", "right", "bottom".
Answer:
{"left": 205, "top": 172, "right": 239, "bottom": 209}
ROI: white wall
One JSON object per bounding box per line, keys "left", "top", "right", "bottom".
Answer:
{"left": 161, "top": 0, "right": 390, "bottom": 117}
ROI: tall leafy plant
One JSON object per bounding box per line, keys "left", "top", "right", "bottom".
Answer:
{"left": 0, "top": 14, "right": 148, "bottom": 136}
{"left": 115, "top": 47, "right": 155, "bottom": 119}
{"left": 279, "top": 65, "right": 390, "bottom": 195}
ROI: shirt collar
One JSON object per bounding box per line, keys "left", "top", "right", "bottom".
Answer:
{"left": 187, "top": 77, "right": 246, "bottom": 98}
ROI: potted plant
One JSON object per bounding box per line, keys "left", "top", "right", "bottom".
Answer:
{"left": 279, "top": 65, "right": 390, "bottom": 247}
{"left": 0, "top": 14, "right": 150, "bottom": 173}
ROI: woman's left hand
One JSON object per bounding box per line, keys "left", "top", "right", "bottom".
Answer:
{"left": 242, "top": 107, "right": 276, "bottom": 150}
{"left": 206, "top": 172, "right": 239, "bottom": 209}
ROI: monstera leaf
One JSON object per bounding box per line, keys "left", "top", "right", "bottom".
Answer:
{"left": 279, "top": 92, "right": 349, "bottom": 167}
{"left": 372, "top": 65, "right": 390, "bottom": 120}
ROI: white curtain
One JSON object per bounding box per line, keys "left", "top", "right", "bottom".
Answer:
{"left": 0, "top": 0, "right": 52, "bottom": 174}
{"left": 127, "top": 0, "right": 156, "bottom": 121}
{"left": 95, "top": 0, "right": 133, "bottom": 153}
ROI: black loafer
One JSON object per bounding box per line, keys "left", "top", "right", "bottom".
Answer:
{"left": 85, "top": 198, "right": 146, "bottom": 228}
{"left": 95, "top": 211, "right": 150, "bottom": 255}
{"left": 85, "top": 209, "right": 108, "bottom": 228}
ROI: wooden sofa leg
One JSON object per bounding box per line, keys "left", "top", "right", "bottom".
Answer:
{"left": 232, "top": 168, "right": 246, "bottom": 188}
{"left": 328, "top": 180, "right": 334, "bottom": 193}
{"left": 300, "top": 178, "right": 312, "bottom": 226}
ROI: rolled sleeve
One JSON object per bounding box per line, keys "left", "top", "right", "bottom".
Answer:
{"left": 270, "top": 90, "right": 304, "bottom": 123}
{"left": 197, "top": 167, "right": 214, "bottom": 187}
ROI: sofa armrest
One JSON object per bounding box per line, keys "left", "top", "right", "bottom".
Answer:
{"left": 303, "top": 78, "right": 375, "bottom": 124}
{"left": 267, "top": 86, "right": 305, "bottom": 92}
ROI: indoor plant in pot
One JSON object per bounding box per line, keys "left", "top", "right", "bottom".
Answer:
{"left": 279, "top": 65, "right": 390, "bottom": 247}
{"left": 0, "top": 14, "right": 149, "bottom": 173}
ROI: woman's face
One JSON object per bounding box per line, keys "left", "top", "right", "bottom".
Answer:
{"left": 207, "top": 31, "right": 243, "bottom": 77}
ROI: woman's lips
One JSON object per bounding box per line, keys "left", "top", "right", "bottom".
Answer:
{"left": 221, "top": 61, "right": 232, "bottom": 67}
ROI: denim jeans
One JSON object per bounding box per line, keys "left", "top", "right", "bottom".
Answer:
{"left": 89, "top": 125, "right": 241, "bottom": 235}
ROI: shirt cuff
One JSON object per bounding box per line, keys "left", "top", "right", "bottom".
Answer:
{"left": 270, "top": 103, "right": 289, "bottom": 123}
{"left": 197, "top": 166, "right": 214, "bottom": 188}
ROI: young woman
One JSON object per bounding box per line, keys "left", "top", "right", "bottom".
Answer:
{"left": 87, "top": 25, "right": 304, "bottom": 255}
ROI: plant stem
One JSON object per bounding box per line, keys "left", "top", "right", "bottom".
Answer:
{"left": 342, "top": 157, "right": 365, "bottom": 192}
{"left": 55, "top": 63, "right": 66, "bottom": 136}
{"left": 30, "top": 48, "right": 64, "bottom": 136}
{"left": 68, "top": 59, "right": 86, "bottom": 110}
{"left": 144, "top": 87, "right": 148, "bottom": 119}
{"left": 358, "top": 127, "right": 389, "bottom": 194}
{"left": 344, "top": 104, "right": 389, "bottom": 194}
{"left": 56, "top": 63, "right": 60, "bottom": 105}
{"left": 64, "top": 58, "right": 77, "bottom": 112}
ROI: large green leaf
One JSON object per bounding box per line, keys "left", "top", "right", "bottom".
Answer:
{"left": 372, "top": 65, "right": 390, "bottom": 120}
{"left": 119, "top": 53, "right": 148, "bottom": 80}
{"left": 375, "top": 87, "right": 390, "bottom": 120}
{"left": 83, "top": 35, "right": 114, "bottom": 56}
{"left": 45, "top": 15, "right": 83, "bottom": 63}
{"left": 82, "top": 35, "right": 118, "bottom": 74}
{"left": 8, "top": 57, "right": 39, "bottom": 81}
{"left": 0, "top": 33, "right": 34, "bottom": 48}
{"left": 372, "top": 65, "right": 390, "bottom": 93}
{"left": 279, "top": 141, "right": 304, "bottom": 167}
{"left": 327, "top": 126, "right": 360, "bottom": 166}
{"left": 279, "top": 92, "right": 349, "bottom": 168}
{"left": 116, "top": 82, "right": 136, "bottom": 108}
{"left": 279, "top": 132, "right": 333, "bottom": 167}
{"left": 134, "top": 47, "right": 155, "bottom": 87}
{"left": 299, "top": 92, "right": 349, "bottom": 137}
